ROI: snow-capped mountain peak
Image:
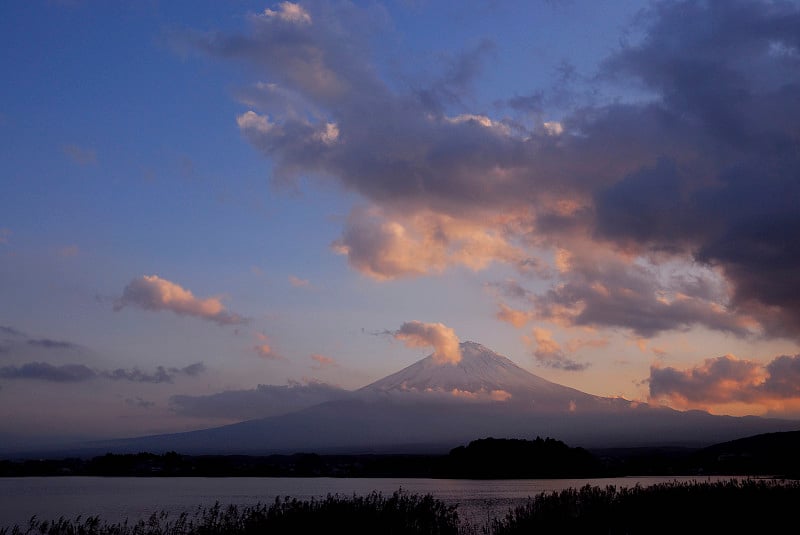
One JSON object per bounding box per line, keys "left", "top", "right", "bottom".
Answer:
{"left": 359, "top": 341, "right": 603, "bottom": 408}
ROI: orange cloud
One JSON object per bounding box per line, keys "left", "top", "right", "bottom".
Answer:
{"left": 254, "top": 334, "right": 283, "bottom": 360}
{"left": 393, "top": 320, "right": 462, "bottom": 364}
{"left": 450, "top": 388, "right": 512, "bottom": 402}
{"left": 496, "top": 302, "right": 532, "bottom": 328}
{"left": 288, "top": 275, "right": 311, "bottom": 288}
{"left": 332, "top": 207, "right": 528, "bottom": 280}
{"left": 525, "top": 326, "right": 589, "bottom": 371}
{"left": 310, "top": 353, "right": 337, "bottom": 369}
{"left": 649, "top": 353, "right": 800, "bottom": 412}
{"left": 115, "top": 275, "right": 246, "bottom": 326}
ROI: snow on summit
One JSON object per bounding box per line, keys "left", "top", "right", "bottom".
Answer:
{"left": 360, "top": 341, "right": 611, "bottom": 409}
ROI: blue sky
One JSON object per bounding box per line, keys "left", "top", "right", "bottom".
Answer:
{"left": 3, "top": 0, "right": 800, "bottom": 446}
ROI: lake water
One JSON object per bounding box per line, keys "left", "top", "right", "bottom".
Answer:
{"left": 0, "top": 475, "right": 750, "bottom": 530}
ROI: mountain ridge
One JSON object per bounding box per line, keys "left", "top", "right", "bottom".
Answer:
{"left": 9, "top": 341, "right": 800, "bottom": 456}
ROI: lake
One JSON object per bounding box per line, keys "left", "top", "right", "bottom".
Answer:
{"left": 0, "top": 475, "right": 751, "bottom": 529}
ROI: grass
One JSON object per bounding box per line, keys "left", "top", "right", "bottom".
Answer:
{"left": 3, "top": 478, "right": 799, "bottom": 534}
{"left": 1, "top": 490, "right": 460, "bottom": 535}
{"left": 488, "top": 477, "right": 800, "bottom": 534}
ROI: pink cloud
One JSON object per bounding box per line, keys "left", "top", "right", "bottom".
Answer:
{"left": 114, "top": 275, "right": 246, "bottom": 326}
{"left": 332, "top": 207, "right": 528, "bottom": 280}
{"left": 288, "top": 275, "right": 311, "bottom": 288}
{"left": 450, "top": 387, "right": 512, "bottom": 402}
{"left": 261, "top": 2, "right": 312, "bottom": 25}
{"left": 649, "top": 353, "right": 800, "bottom": 412}
{"left": 310, "top": 353, "right": 336, "bottom": 369}
{"left": 525, "top": 327, "right": 589, "bottom": 371}
{"left": 496, "top": 302, "right": 532, "bottom": 328}
{"left": 393, "top": 321, "right": 462, "bottom": 364}
{"left": 254, "top": 333, "right": 283, "bottom": 360}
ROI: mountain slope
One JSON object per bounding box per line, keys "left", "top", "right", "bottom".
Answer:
{"left": 360, "top": 341, "right": 604, "bottom": 408}
{"left": 49, "top": 342, "right": 800, "bottom": 456}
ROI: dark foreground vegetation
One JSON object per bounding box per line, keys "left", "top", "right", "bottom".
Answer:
{"left": 2, "top": 479, "right": 799, "bottom": 535}
{"left": 489, "top": 478, "right": 800, "bottom": 534}
{"left": 0, "top": 491, "right": 459, "bottom": 535}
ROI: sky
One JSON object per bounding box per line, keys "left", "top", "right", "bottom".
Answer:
{"left": 2, "top": 0, "right": 800, "bottom": 447}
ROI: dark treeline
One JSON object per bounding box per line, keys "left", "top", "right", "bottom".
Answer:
{"left": 0, "top": 437, "right": 604, "bottom": 478}
{"left": 3, "top": 432, "right": 800, "bottom": 479}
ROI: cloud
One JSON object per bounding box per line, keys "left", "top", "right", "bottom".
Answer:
{"left": 393, "top": 321, "right": 462, "bottom": 364}
{"left": 61, "top": 144, "right": 97, "bottom": 165}
{"left": 332, "top": 207, "right": 528, "bottom": 280}
{"left": 191, "top": 0, "right": 800, "bottom": 340}
{"left": 26, "top": 338, "right": 79, "bottom": 350}
{"left": 529, "top": 250, "right": 754, "bottom": 338}
{"left": 288, "top": 275, "right": 311, "bottom": 288}
{"left": 0, "top": 325, "right": 25, "bottom": 338}
{"left": 649, "top": 353, "right": 800, "bottom": 410}
{"left": 0, "top": 362, "right": 96, "bottom": 382}
{"left": 526, "top": 327, "right": 589, "bottom": 371}
{"left": 114, "top": 275, "right": 246, "bottom": 326}
{"left": 125, "top": 397, "right": 156, "bottom": 409}
{"left": 170, "top": 380, "right": 348, "bottom": 420}
{"left": 450, "top": 387, "right": 512, "bottom": 402}
{"left": 310, "top": 353, "right": 336, "bottom": 369}
{"left": 0, "top": 228, "right": 10, "bottom": 245}
{"left": 496, "top": 302, "right": 533, "bottom": 328}
{"left": 0, "top": 361, "right": 205, "bottom": 384}
{"left": 262, "top": 2, "right": 312, "bottom": 25}
{"left": 102, "top": 362, "right": 206, "bottom": 384}
{"left": 254, "top": 333, "right": 283, "bottom": 360}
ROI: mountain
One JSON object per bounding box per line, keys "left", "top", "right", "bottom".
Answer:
{"left": 33, "top": 342, "right": 800, "bottom": 456}
{"left": 360, "top": 341, "right": 607, "bottom": 409}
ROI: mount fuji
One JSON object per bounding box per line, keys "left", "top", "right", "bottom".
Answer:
{"left": 80, "top": 342, "right": 800, "bottom": 455}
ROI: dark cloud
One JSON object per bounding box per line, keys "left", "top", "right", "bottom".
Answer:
{"left": 531, "top": 256, "right": 750, "bottom": 338}
{"left": 194, "top": 0, "right": 800, "bottom": 339}
{"left": 0, "top": 362, "right": 96, "bottom": 383}
{"left": 2, "top": 326, "right": 83, "bottom": 354}
{"left": 125, "top": 397, "right": 156, "bottom": 409}
{"left": 0, "top": 326, "right": 24, "bottom": 338}
{"left": 102, "top": 362, "right": 206, "bottom": 384}
{"left": 27, "top": 338, "right": 79, "bottom": 350}
{"left": 0, "top": 361, "right": 205, "bottom": 384}
{"left": 170, "top": 381, "right": 348, "bottom": 420}
{"left": 590, "top": 0, "right": 800, "bottom": 336}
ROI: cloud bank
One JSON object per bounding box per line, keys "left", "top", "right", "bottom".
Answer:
{"left": 190, "top": 0, "right": 800, "bottom": 344}
{"left": 650, "top": 353, "right": 800, "bottom": 411}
